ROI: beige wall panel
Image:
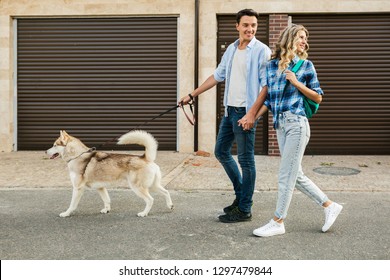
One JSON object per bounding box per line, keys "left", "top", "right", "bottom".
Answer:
{"left": 0, "top": 0, "right": 195, "bottom": 152}
{"left": 1, "top": 0, "right": 390, "bottom": 152}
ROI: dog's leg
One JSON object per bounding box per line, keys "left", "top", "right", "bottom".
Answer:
{"left": 60, "top": 187, "right": 85, "bottom": 217}
{"left": 97, "top": 187, "right": 111, "bottom": 214}
{"left": 152, "top": 183, "right": 174, "bottom": 211}
{"left": 130, "top": 184, "right": 154, "bottom": 217}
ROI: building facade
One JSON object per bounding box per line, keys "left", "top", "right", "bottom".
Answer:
{"left": 1, "top": 0, "right": 389, "bottom": 155}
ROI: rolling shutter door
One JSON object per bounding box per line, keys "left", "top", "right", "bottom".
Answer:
{"left": 217, "top": 15, "right": 269, "bottom": 155}
{"left": 292, "top": 15, "right": 390, "bottom": 155}
{"left": 17, "top": 17, "right": 177, "bottom": 150}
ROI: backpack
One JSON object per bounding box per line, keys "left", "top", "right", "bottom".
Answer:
{"left": 291, "top": 59, "right": 319, "bottom": 118}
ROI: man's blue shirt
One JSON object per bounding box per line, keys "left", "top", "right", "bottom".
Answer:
{"left": 214, "top": 37, "right": 271, "bottom": 116}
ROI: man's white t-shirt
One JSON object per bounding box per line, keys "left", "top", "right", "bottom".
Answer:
{"left": 227, "top": 48, "right": 247, "bottom": 108}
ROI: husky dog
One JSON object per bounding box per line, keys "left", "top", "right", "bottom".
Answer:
{"left": 46, "top": 130, "right": 174, "bottom": 217}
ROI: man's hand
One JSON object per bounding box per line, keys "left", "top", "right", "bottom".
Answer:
{"left": 238, "top": 113, "right": 256, "bottom": 131}
{"left": 178, "top": 94, "right": 193, "bottom": 107}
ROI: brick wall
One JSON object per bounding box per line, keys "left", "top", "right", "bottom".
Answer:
{"left": 267, "top": 14, "right": 289, "bottom": 156}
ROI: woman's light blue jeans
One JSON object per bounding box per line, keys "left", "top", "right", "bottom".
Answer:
{"left": 215, "top": 106, "right": 257, "bottom": 213}
{"left": 275, "top": 111, "right": 329, "bottom": 220}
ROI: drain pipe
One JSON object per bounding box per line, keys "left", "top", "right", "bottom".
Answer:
{"left": 194, "top": 0, "right": 199, "bottom": 152}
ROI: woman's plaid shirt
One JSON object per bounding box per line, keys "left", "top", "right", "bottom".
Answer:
{"left": 264, "top": 56, "right": 323, "bottom": 128}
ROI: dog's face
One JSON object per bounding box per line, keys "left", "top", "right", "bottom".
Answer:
{"left": 46, "top": 130, "right": 71, "bottom": 159}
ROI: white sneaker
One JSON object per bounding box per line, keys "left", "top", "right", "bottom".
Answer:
{"left": 322, "top": 202, "right": 343, "bottom": 232}
{"left": 253, "top": 219, "right": 285, "bottom": 237}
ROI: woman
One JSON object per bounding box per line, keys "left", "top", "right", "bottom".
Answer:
{"left": 240, "top": 24, "right": 343, "bottom": 237}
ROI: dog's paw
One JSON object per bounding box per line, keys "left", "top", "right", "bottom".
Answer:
{"left": 100, "top": 208, "right": 110, "bottom": 214}
{"left": 169, "top": 204, "right": 174, "bottom": 211}
{"left": 137, "top": 212, "right": 148, "bottom": 217}
{"left": 59, "top": 212, "right": 70, "bottom": 217}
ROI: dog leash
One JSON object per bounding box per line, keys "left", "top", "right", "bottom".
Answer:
{"left": 66, "top": 147, "right": 97, "bottom": 163}
{"left": 95, "top": 100, "right": 195, "bottom": 149}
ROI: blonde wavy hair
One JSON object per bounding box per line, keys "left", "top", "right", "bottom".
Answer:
{"left": 272, "top": 24, "right": 309, "bottom": 72}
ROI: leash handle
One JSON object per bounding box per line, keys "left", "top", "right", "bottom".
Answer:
{"left": 180, "top": 100, "right": 196, "bottom": 126}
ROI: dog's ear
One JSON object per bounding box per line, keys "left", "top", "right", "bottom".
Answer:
{"left": 60, "top": 130, "right": 70, "bottom": 141}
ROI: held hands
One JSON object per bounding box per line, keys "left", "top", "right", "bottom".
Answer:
{"left": 238, "top": 113, "right": 256, "bottom": 131}
{"left": 238, "top": 105, "right": 268, "bottom": 131}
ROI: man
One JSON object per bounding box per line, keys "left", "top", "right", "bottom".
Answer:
{"left": 179, "top": 9, "right": 271, "bottom": 223}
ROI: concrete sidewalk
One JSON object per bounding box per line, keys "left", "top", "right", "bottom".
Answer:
{"left": 0, "top": 151, "right": 389, "bottom": 192}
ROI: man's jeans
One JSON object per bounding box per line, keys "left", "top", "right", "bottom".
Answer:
{"left": 215, "top": 106, "right": 257, "bottom": 213}
{"left": 275, "top": 111, "right": 329, "bottom": 220}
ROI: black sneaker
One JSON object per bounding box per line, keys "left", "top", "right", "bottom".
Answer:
{"left": 218, "top": 207, "right": 252, "bottom": 223}
{"left": 223, "top": 199, "right": 239, "bottom": 213}
{"left": 223, "top": 199, "right": 254, "bottom": 214}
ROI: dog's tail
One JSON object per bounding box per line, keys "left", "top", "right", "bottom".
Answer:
{"left": 117, "top": 130, "right": 158, "bottom": 162}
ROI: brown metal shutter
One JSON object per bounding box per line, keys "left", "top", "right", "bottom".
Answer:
{"left": 217, "top": 15, "right": 269, "bottom": 155}
{"left": 292, "top": 14, "right": 390, "bottom": 155}
{"left": 17, "top": 17, "right": 177, "bottom": 150}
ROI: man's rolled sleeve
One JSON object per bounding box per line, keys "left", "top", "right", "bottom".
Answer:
{"left": 214, "top": 67, "right": 225, "bottom": 82}
{"left": 259, "top": 48, "right": 271, "bottom": 87}
{"left": 214, "top": 45, "right": 234, "bottom": 82}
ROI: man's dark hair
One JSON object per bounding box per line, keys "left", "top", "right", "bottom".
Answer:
{"left": 236, "top": 9, "right": 259, "bottom": 24}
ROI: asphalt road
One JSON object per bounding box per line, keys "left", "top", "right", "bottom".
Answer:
{"left": 1, "top": 188, "right": 388, "bottom": 260}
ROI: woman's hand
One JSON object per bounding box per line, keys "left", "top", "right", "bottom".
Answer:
{"left": 238, "top": 113, "right": 255, "bottom": 131}
{"left": 285, "top": 70, "right": 322, "bottom": 104}
{"left": 285, "top": 70, "right": 299, "bottom": 86}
